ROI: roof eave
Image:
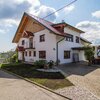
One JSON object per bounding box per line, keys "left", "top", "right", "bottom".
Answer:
{"left": 12, "top": 12, "right": 27, "bottom": 43}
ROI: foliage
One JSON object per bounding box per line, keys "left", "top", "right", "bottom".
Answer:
{"left": 34, "top": 60, "right": 47, "bottom": 68}
{"left": 84, "top": 46, "right": 94, "bottom": 65}
{"left": 11, "top": 53, "right": 18, "bottom": 63}
{"left": 47, "top": 60, "right": 54, "bottom": 68}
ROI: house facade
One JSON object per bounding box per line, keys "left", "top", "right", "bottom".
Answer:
{"left": 12, "top": 12, "right": 91, "bottom": 64}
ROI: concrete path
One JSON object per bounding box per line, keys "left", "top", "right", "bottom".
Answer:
{"left": 0, "top": 70, "right": 68, "bottom": 100}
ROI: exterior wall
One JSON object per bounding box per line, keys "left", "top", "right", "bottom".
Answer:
{"left": 18, "top": 52, "right": 23, "bottom": 60}
{"left": 17, "top": 26, "right": 87, "bottom": 64}
{"left": 18, "top": 29, "right": 57, "bottom": 62}
{"left": 34, "top": 29, "right": 57, "bottom": 62}
{"left": 94, "top": 46, "right": 98, "bottom": 58}
{"left": 57, "top": 27, "right": 84, "bottom": 64}
{"left": 24, "top": 50, "right": 34, "bottom": 62}
{"left": 79, "top": 51, "right": 86, "bottom": 61}
{"left": 18, "top": 38, "right": 29, "bottom": 48}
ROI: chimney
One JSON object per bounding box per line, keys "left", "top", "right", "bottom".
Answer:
{"left": 62, "top": 20, "right": 65, "bottom": 23}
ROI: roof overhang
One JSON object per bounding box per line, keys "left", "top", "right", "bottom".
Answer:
{"left": 72, "top": 47, "right": 91, "bottom": 50}
{"left": 12, "top": 13, "right": 28, "bottom": 43}
{"left": 52, "top": 22, "right": 85, "bottom": 33}
{"left": 12, "top": 13, "right": 66, "bottom": 43}
{"left": 80, "top": 38, "right": 91, "bottom": 44}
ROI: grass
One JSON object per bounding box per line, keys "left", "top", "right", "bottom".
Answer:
{"left": 1, "top": 63, "right": 73, "bottom": 90}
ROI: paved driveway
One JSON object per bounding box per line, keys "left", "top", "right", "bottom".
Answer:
{"left": 58, "top": 62, "right": 100, "bottom": 98}
{"left": 58, "top": 62, "right": 99, "bottom": 76}
{"left": 0, "top": 70, "right": 68, "bottom": 100}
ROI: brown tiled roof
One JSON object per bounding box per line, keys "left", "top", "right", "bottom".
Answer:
{"left": 27, "top": 13, "right": 66, "bottom": 36}
{"left": 13, "top": 12, "right": 85, "bottom": 43}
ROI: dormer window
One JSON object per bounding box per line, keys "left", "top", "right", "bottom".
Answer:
{"left": 66, "top": 34, "right": 73, "bottom": 42}
{"left": 22, "top": 40, "right": 25, "bottom": 45}
{"left": 40, "top": 34, "right": 45, "bottom": 42}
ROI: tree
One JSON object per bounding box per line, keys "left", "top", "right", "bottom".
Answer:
{"left": 84, "top": 46, "right": 94, "bottom": 65}
{"left": 11, "top": 53, "right": 18, "bottom": 63}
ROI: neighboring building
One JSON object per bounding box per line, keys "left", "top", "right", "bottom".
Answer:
{"left": 12, "top": 12, "right": 91, "bottom": 64}
{"left": 93, "top": 45, "right": 100, "bottom": 58}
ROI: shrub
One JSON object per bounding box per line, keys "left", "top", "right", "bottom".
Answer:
{"left": 48, "top": 60, "right": 54, "bottom": 68}
{"left": 34, "top": 60, "right": 47, "bottom": 68}
{"left": 84, "top": 46, "right": 94, "bottom": 65}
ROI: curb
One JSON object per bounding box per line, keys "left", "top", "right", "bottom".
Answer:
{"left": 0, "top": 68, "right": 72, "bottom": 100}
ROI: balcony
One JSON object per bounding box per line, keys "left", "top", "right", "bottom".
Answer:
{"left": 17, "top": 46, "right": 25, "bottom": 51}
{"left": 25, "top": 42, "right": 35, "bottom": 49}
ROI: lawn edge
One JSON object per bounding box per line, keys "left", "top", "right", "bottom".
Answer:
{"left": 0, "top": 68, "right": 72, "bottom": 100}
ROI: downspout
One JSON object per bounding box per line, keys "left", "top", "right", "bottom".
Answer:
{"left": 56, "top": 37, "right": 65, "bottom": 66}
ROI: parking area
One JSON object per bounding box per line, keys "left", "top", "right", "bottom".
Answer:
{"left": 58, "top": 62, "right": 99, "bottom": 76}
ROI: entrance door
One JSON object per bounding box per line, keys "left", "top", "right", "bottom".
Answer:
{"left": 73, "top": 53, "right": 79, "bottom": 62}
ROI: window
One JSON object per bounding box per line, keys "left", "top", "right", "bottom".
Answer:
{"left": 33, "top": 51, "right": 36, "bottom": 57}
{"left": 29, "top": 38, "right": 33, "bottom": 48}
{"left": 76, "top": 36, "right": 80, "bottom": 43}
{"left": 66, "top": 34, "right": 73, "bottom": 42}
{"left": 29, "top": 51, "right": 31, "bottom": 57}
{"left": 25, "top": 51, "right": 27, "bottom": 56}
{"left": 22, "top": 40, "right": 25, "bottom": 45}
{"left": 39, "top": 51, "right": 46, "bottom": 59}
{"left": 64, "top": 51, "right": 70, "bottom": 59}
{"left": 40, "top": 34, "right": 45, "bottom": 42}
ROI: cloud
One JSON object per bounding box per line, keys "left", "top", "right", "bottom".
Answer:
{"left": 63, "top": 5, "right": 75, "bottom": 14}
{"left": 76, "top": 21, "right": 100, "bottom": 45}
{"left": 0, "top": 0, "right": 32, "bottom": 19}
{"left": 0, "top": 0, "right": 58, "bottom": 35}
{"left": 0, "top": 29, "right": 6, "bottom": 34}
{"left": 92, "top": 10, "right": 100, "bottom": 19}
{"left": 31, "top": 5, "right": 58, "bottom": 22}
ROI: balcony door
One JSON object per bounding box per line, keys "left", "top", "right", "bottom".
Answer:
{"left": 29, "top": 37, "right": 33, "bottom": 48}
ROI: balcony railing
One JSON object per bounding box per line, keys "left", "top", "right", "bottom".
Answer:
{"left": 24, "top": 42, "right": 35, "bottom": 49}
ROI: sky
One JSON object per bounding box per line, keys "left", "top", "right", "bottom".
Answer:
{"left": 0, "top": 0, "right": 100, "bottom": 52}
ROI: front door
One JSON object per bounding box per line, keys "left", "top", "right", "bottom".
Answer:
{"left": 73, "top": 53, "right": 79, "bottom": 62}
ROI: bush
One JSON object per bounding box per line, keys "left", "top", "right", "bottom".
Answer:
{"left": 84, "top": 46, "right": 94, "bottom": 65}
{"left": 48, "top": 60, "right": 54, "bottom": 68}
{"left": 34, "top": 60, "right": 47, "bottom": 68}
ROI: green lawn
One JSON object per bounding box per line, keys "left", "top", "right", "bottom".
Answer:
{"left": 1, "top": 63, "right": 73, "bottom": 90}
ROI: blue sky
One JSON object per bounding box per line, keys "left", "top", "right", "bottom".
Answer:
{"left": 0, "top": 0, "right": 100, "bottom": 52}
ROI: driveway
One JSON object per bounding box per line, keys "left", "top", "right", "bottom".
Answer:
{"left": 0, "top": 70, "right": 68, "bottom": 100}
{"left": 57, "top": 62, "right": 100, "bottom": 99}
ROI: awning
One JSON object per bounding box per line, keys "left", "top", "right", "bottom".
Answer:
{"left": 72, "top": 47, "right": 88, "bottom": 50}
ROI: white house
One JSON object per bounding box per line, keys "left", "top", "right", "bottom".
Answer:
{"left": 12, "top": 12, "right": 91, "bottom": 64}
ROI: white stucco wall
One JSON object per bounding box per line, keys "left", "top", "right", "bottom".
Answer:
{"left": 18, "top": 52, "right": 22, "bottom": 60}
{"left": 17, "top": 26, "right": 86, "bottom": 63}
{"left": 94, "top": 46, "right": 98, "bottom": 58}
{"left": 33, "top": 29, "right": 57, "bottom": 62}
{"left": 57, "top": 27, "right": 84, "bottom": 64}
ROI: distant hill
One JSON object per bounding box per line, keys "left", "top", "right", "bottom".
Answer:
{"left": 0, "top": 51, "right": 15, "bottom": 59}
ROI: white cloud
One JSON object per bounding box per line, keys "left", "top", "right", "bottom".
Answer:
{"left": 0, "top": 29, "right": 6, "bottom": 34}
{"left": 76, "top": 21, "right": 100, "bottom": 45}
{"left": 31, "top": 5, "right": 58, "bottom": 21}
{"left": 92, "top": 10, "right": 100, "bottom": 19}
{"left": 0, "top": 0, "right": 58, "bottom": 35}
{"left": 63, "top": 5, "right": 75, "bottom": 14}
